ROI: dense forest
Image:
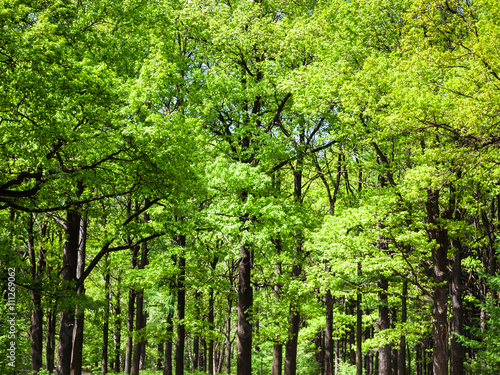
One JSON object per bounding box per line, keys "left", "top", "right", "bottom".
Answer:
{"left": 1, "top": 0, "right": 500, "bottom": 375}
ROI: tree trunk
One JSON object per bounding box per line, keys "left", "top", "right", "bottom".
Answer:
{"left": 114, "top": 278, "right": 122, "bottom": 372}
{"left": 426, "top": 190, "right": 449, "bottom": 375}
{"left": 56, "top": 209, "right": 81, "bottom": 375}
{"left": 284, "top": 265, "right": 301, "bottom": 375}
{"left": 176, "top": 235, "right": 186, "bottom": 375}
{"left": 324, "top": 291, "right": 334, "bottom": 375}
{"left": 378, "top": 278, "right": 391, "bottom": 375}
{"left": 356, "top": 279, "right": 362, "bottom": 375}
{"left": 164, "top": 311, "right": 174, "bottom": 375}
{"left": 226, "top": 295, "right": 232, "bottom": 374}
{"left": 132, "top": 238, "right": 149, "bottom": 375}
{"left": 450, "top": 246, "right": 464, "bottom": 375}
{"left": 28, "top": 216, "right": 43, "bottom": 373}
{"left": 237, "top": 244, "right": 253, "bottom": 375}
{"left": 46, "top": 307, "right": 57, "bottom": 374}
{"left": 102, "top": 254, "right": 110, "bottom": 375}
{"left": 398, "top": 281, "right": 407, "bottom": 375}
{"left": 71, "top": 214, "right": 87, "bottom": 375}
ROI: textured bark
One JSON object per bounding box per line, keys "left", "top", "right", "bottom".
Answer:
{"left": 356, "top": 282, "right": 362, "bottom": 375}
{"left": 164, "top": 312, "right": 173, "bottom": 375}
{"left": 176, "top": 235, "right": 186, "bottom": 375}
{"left": 398, "top": 281, "right": 407, "bottom": 375}
{"left": 226, "top": 296, "right": 232, "bottom": 374}
{"left": 124, "top": 243, "right": 139, "bottom": 375}
{"left": 324, "top": 290, "right": 334, "bottom": 375}
{"left": 426, "top": 190, "right": 449, "bottom": 375}
{"left": 378, "top": 278, "right": 391, "bottom": 375}
{"left": 28, "top": 216, "right": 43, "bottom": 373}
{"left": 46, "top": 308, "right": 57, "bottom": 374}
{"left": 237, "top": 243, "right": 252, "bottom": 375}
{"left": 113, "top": 283, "right": 122, "bottom": 372}
{"left": 56, "top": 209, "right": 81, "bottom": 375}
{"left": 273, "top": 344, "right": 283, "bottom": 375}
{"left": 284, "top": 293, "right": 300, "bottom": 375}
{"left": 71, "top": 214, "right": 87, "bottom": 375}
{"left": 131, "top": 241, "right": 148, "bottom": 375}
{"left": 102, "top": 256, "right": 110, "bottom": 375}
{"left": 450, "top": 247, "right": 464, "bottom": 375}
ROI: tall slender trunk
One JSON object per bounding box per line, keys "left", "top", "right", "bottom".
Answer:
{"left": 226, "top": 295, "right": 232, "bottom": 374}
{"left": 284, "top": 149, "right": 304, "bottom": 375}
{"left": 176, "top": 235, "right": 186, "bottom": 375}
{"left": 28, "top": 215, "right": 43, "bottom": 372}
{"left": 450, "top": 246, "right": 463, "bottom": 375}
{"left": 237, "top": 243, "right": 252, "bottom": 375}
{"left": 113, "top": 275, "right": 122, "bottom": 372}
{"left": 46, "top": 307, "right": 57, "bottom": 374}
{"left": 125, "top": 244, "right": 139, "bottom": 375}
{"left": 102, "top": 253, "right": 110, "bottom": 375}
{"left": 71, "top": 214, "right": 87, "bottom": 375}
{"left": 56, "top": 209, "right": 81, "bottom": 375}
{"left": 273, "top": 238, "right": 283, "bottom": 375}
{"left": 378, "top": 278, "right": 391, "bottom": 375}
{"left": 164, "top": 311, "right": 174, "bottom": 375}
{"left": 426, "top": 190, "right": 449, "bottom": 375}
{"left": 132, "top": 238, "right": 149, "bottom": 375}
{"left": 324, "top": 290, "right": 334, "bottom": 375}
{"left": 398, "top": 281, "right": 407, "bottom": 375}
{"left": 356, "top": 264, "right": 362, "bottom": 375}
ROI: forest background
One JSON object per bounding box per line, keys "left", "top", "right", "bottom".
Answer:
{"left": 1, "top": 1, "right": 500, "bottom": 375}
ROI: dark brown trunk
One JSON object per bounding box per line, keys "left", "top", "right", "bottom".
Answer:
{"left": 176, "top": 235, "right": 186, "bottom": 375}
{"left": 324, "top": 290, "right": 334, "bottom": 375}
{"left": 56, "top": 209, "right": 81, "bottom": 375}
{"left": 356, "top": 263, "right": 362, "bottom": 375}
{"left": 132, "top": 242, "right": 148, "bottom": 375}
{"left": 102, "top": 254, "right": 110, "bottom": 375}
{"left": 71, "top": 214, "right": 86, "bottom": 375}
{"left": 28, "top": 216, "right": 43, "bottom": 372}
{"left": 426, "top": 190, "right": 449, "bottom": 375}
{"left": 158, "top": 342, "right": 164, "bottom": 371}
{"left": 113, "top": 280, "right": 122, "bottom": 372}
{"left": 450, "top": 246, "right": 463, "bottom": 375}
{"left": 125, "top": 241, "right": 138, "bottom": 375}
{"left": 378, "top": 278, "right": 391, "bottom": 375}
{"left": 226, "top": 295, "right": 232, "bottom": 374}
{"left": 208, "top": 257, "right": 217, "bottom": 375}
{"left": 416, "top": 343, "right": 422, "bottom": 375}
{"left": 46, "top": 307, "right": 57, "bottom": 374}
{"left": 284, "top": 159, "right": 304, "bottom": 375}
{"left": 237, "top": 243, "right": 253, "bottom": 375}
{"left": 398, "top": 281, "right": 407, "bottom": 375}
{"left": 284, "top": 264, "right": 301, "bottom": 375}
{"left": 164, "top": 311, "right": 173, "bottom": 375}
{"left": 273, "top": 344, "right": 283, "bottom": 375}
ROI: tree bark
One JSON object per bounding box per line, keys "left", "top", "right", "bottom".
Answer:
{"left": 237, "top": 243, "right": 253, "bottom": 375}
{"left": 102, "top": 254, "right": 110, "bottom": 375}
{"left": 28, "top": 215, "right": 44, "bottom": 373}
{"left": 56, "top": 209, "right": 81, "bottom": 375}
{"left": 450, "top": 246, "right": 463, "bottom": 375}
{"left": 398, "top": 281, "right": 407, "bottom": 375}
{"left": 426, "top": 190, "right": 449, "bottom": 375}
{"left": 113, "top": 278, "right": 122, "bottom": 372}
{"left": 324, "top": 291, "right": 334, "bottom": 375}
{"left": 124, "top": 244, "right": 139, "bottom": 375}
{"left": 226, "top": 295, "right": 232, "bottom": 374}
{"left": 71, "top": 214, "right": 87, "bottom": 375}
{"left": 132, "top": 238, "right": 149, "bottom": 375}
{"left": 164, "top": 311, "right": 174, "bottom": 375}
{"left": 356, "top": 273, "right": 363, "bottom": 375}
{"left": 176, "top": 235, "right": 186, "bottom": 375}
{"left": 378, "top": 278, "right": 391, "bottom": 375}
{"left": 46, "top": 307, "right": 57, "bottom": 374}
